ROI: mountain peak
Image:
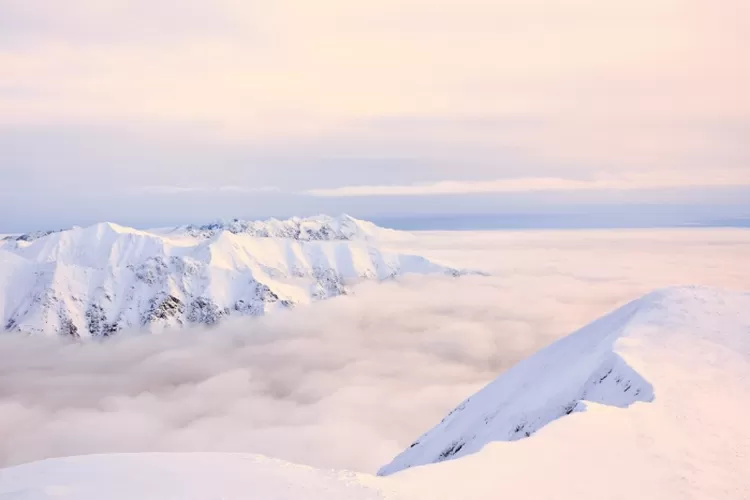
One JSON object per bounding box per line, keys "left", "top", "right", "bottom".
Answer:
{"left": 0, "top": 215, "right": 460, "bottom": 337}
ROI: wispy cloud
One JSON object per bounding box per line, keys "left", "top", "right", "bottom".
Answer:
{"left": 139, "top": 185, "right": 280, "bottom": 195}
{"left": 307, "top": 171, "right": 750, "bottom": 197}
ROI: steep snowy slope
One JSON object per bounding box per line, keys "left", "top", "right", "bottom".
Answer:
{"left": 380, "top": 286, "right": 750, "bottom": 476}
{"left": 0, "top": 215, "right": 457, "bottom": 337}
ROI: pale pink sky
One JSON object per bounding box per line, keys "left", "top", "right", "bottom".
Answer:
{"left": 0, "top": 0, "right": 748, "bottom": 229}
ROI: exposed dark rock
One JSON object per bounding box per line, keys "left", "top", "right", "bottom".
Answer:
{"left": 60, "top": 318, "right": 79, "bottom": 338}
{"left": 15, "top": 229, "right": 65, "bottom": 242}
{"left": 311, "top": 268, "right": 348, "bottom": 299}
{"left": 143, "top": 295, "right": 184, "bottom": 325}
{"left": 131, "top": 257, "right": 169, "bottom": 285}
{"left": 438, "top": 441, "right": 465, "bottom": 460}
{"left": 234, "top": 299, "right": 264, "bottom": 316}
{"left": 187, "top": 297, "right": 223, "bottom": 325}
{"left": 86, "top": 303, "right": 119, "bottom": 337}
{"left": 564, "top": 402, "right": 577, "bottom": 415}
{"left": 86, "top": 304, "right": 106, "bottom": 336}
{"left": 183, "top": 216, "right": 362, "bottom": 241}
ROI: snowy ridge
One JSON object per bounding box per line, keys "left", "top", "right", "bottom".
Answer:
{"left": 1, "top": 214, "right": 399, "bottom": 244}
{"left": 378, "top": 286, "right": 749, "bottom": 475}
{"left": 2, "top": 229, "right": 65, "bottom": 243}
{"left": 171, "top": 214, "right": 399, "bottom": 240}
{"left": 0, "top": 216, "right": 457, "bottom": 337}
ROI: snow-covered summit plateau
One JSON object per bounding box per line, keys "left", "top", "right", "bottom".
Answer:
{"left": 0, "top": 215, "right": 459, "bottom": 337}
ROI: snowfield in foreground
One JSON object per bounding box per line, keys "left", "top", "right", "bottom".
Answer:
{"left": 0, "top": 215, "right": 460, "bottom": 337}
{"left": 0, "top": 453, "right": 390, "bottom": 500}
{"left": 1, "top": 286, "right": 748, "bottom": 499}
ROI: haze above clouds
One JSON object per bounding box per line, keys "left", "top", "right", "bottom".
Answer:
{"left": 1, "top": 0, "right": 749, "bottom": 230}
{"left": 1, "top": 229, "right": 748, "bottom": 473}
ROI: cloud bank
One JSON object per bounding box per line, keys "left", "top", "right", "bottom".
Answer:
{"left": 306, "top": 171, "right": 750, "bottom": 197}
{"left": 1, "top": 229, "right": 749, "bottom": 473}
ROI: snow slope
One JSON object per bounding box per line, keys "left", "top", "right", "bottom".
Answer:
{"left": 380, "top": 286, "right": 750, "bottom": 478}
{"left": 0, "top": 453, "right": 393, "bottom": 500}
{"left": 0, "top": 215, "right": 457, "bottom": 337}
{"left": 1, "top": 286, "right": 748, "bottom": 499}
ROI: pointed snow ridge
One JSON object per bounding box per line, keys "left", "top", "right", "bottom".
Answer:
{"left": 378, "top": 287, "right": 738, "bottom": 475}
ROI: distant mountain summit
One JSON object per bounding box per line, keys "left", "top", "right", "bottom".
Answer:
{"left": 0, "top": 215, "right": 456, "bottom": 337}
{"left": 3, "top": 214, "right": 398, "bottom": 243}
{"left": 176, "top": 214, "right": 398, "bottom": 241}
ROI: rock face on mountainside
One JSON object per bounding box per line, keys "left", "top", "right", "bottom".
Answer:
{"left": 0, "top": 215, "right": 458, "bottom": 337}
{"left": 378, "top": 286, "right": 750, "bottom": 475}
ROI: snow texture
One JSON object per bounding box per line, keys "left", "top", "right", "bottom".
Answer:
{"left": 379, "top": 285, "right": 750, "bottom": 475}
{"left": 0, "top": 453, "right": 391, "bottom": 500}
{"left": 0, "top": 215, "right": 457, "bottom": 337}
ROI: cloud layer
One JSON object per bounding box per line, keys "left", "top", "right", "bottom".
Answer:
{"left": 1, "top": 228, "right": 749, "bottom": 473}
{"left": 306, "top": 171, "right": 750, "bottom": 197}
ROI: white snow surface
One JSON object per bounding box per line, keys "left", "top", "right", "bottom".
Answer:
{"left": 1, "top": 285, "right": 749, "bottom": 499}
{"left": 0, "top": 453, "right": 391, "bottom": 500}
{"left": 0, "top": 215, "right": 453, "bottom": 337}
{"left": 379, "top": 285, "right": 750, "bottom": 475}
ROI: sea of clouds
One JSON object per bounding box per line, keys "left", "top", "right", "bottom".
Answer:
{"left": 1, "top": 228, "right": 749, "bottom": 473}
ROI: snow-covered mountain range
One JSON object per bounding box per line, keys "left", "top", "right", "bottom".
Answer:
{"left": 2, "top": 286, "right": 748, "bottom": 499}
{"left": 0, "top": 215, "right": 459, "bottom": 337}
